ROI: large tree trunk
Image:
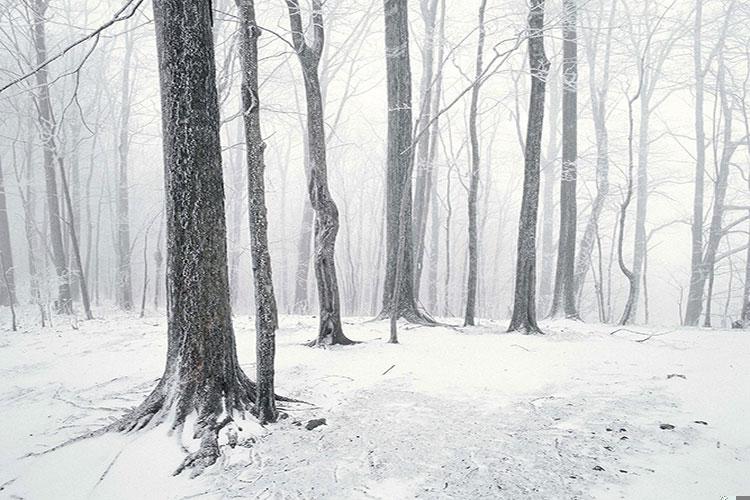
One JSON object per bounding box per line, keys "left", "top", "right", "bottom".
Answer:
{"left": 116, "top": 32, "right": 134, "bottom": 311}
{"left": 573, "top": 0, "right": 615, "bottom": 306}
{"left": 549, "top": 0, "right": 578, "bottom": 319}
{"left": 508, "top": 0, "right": 549, "bottom": 334}
{"left": 110, "top": 0, "right": 276, "bottom": 476}
{"left": 464, "top": 0, "right": 487, "bottom": 327}
{"left": 0, "top": 157, "right": 15, "bottom": 307}
{"left": 30, "top": 0, "right": 73, "bottom": 315}
{"left": 379, "top": 0, "right": 433, "bottom": 323}
{"left": 286, "top": 0, "right": 352, "bottom": 345}
{"left": 237, "top": 0, "right": 279, "bottom": 423}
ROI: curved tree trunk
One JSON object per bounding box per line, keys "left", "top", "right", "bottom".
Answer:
{"left": 286, "top": 0, "right": 352, "bottom": 345}
{"left": 0, "top": 157, "right": 15, "bottom": 307}
{"left": 508, "top": 0, "right": 549, "bottom": 334}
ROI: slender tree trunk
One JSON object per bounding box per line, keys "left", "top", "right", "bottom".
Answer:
{"left": 630, "top": 93, "right": 650, "bottom": 321}
{"left": 116, "top": 31, "right": 134, "bottom": 311}
{"left": 0, "top": 157, "right": 16, "bottom": 307}
{"left": 538, "top": 75, "right": 558, "bottom": 314}
{"left": 237, "top": 0, "right": 279, "bottom": 422}
{"left": 286, "top": 0, "right": 352, "bottom": 345}
{"left": 412, "top": 0, "right": 438, "bottom": 300}
{"left": 30, "top": 0, "right": 73, "bottom": 314}
{"left": 741, "top": 215, "right": 750, "bottom": 326}
{"left": 464, "top": 0, "right": 487, "bottom": 326}
{"left": 153, "top": 218, "right": 163, "bottom": 310}
{"left": 685, "top": 0, "right": 707, "bottom": 326}
{"left": 573, "top": 0, "right": 614, "bottom": 306}
{"left": 508, "top": 0, "right": 549, "bottom": 334}
{"left": 549, "top": 0, "right": 578, "bottom": 319}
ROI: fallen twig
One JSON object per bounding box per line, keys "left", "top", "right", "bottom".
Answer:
{"left": 381, "top": 364, "right": 396, "bottom": 376}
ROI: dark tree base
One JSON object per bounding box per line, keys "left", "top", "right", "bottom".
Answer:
{"left": 376, "top": 301, "right": 437, "bottom": 326}
{"left": 102, "top": 367, "right": 298, "bottom": 477}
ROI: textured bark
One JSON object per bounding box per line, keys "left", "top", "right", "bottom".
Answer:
{"left": 0, "top": 157, "right": 15, "bottom": 306}
{"left": 30, "top": 0, "right": 73, "bottom": 314}
{"left": 111, "top": 0, "right": 274, "bottom": 476}
{"left": 464, "top": 0, "right": 487, "bottom": 327}
{"left": 286, "top": 0, "right": 352, "bottom": 345}
{"left": 412, "top": 0, "right": 438, "bottom": 300}
{"left": 549, "top": 0, "right": 578, "bottom": 319}
{"left": 379, "top": 0, "right": 433, "bottom": 323}
{"left": 508, "top": 0, "right": 549, "bottom": 334}
{"left": 116, "top": 32, "right": 134, "bottom": 311}
{"left": 237, "top": 0, "right": 279, "bottom": 423}
{"left": 573, "top": 0, "right": 615, "bottom": 305}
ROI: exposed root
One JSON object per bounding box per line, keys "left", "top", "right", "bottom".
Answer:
{"left": 173, "top": 416, "right": 231, "bottom": 478}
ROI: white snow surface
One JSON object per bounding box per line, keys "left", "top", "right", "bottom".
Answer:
{"left": 0, "top": 311, "right": 748, "bottom": 499}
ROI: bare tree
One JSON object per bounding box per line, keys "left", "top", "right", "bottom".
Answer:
{"left": 30, "top": 0, "right": 73, "bottom": 314}
{"left": 286, "top": 0, "right": 353, "bottom": 345}
{"left": 237, "top": 0, "right": 279, "bottom": 423}
{"left": 508, "top": 0, "right": 549, "bottom": 334}
{"left": 464, "top": 0, "right": 487, "bottom": 327}
{"left": 549, "top": 0, "right": 579, "bottom": 319}
{"left": 380, "top": 0, "right": 433, "bottom": 324}
{"left": 108, "top": 0, "right": 281, "bottom": 475}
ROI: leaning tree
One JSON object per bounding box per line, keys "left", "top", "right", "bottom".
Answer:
{"left": 107, "top": 0, "right": 285, "bottom": 475}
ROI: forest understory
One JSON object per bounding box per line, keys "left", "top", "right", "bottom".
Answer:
{"left": 1, "top": 310, "right": 747, "bottom": 499}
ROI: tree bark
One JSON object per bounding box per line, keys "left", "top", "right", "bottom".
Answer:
{"left": 549, "top": 0, "right": 578, "bottom": 319}
{"left": 379, "top": 0, "right": 433, "bottom": 323}
{"left": 508, "top": 0, "right": 549, "bottom": 334}
{"left": 412, "top": 0, "right": 438, "bottom": 300}
{"left": 30, "top": 0, "right": 73, "bottom": 314}
{"left": 286, "top": 0, "right": 352, "bottom": 345}
{"left": 573, "top": 0, "right": 615, "bottom": 305}
{"left": 110, "top": 0, "right": 277, "bottom": 476}
{"left": 237, "top": 0, "right": 279, "bottom": 423}
{"left": 464, "top": 0, "right": 487, "bottom": 326}
{"left": 115, "top": 31, "right": 134, "bottom": 311}
{"left": 0, "top": 157, "right": 16, "bottom": 307}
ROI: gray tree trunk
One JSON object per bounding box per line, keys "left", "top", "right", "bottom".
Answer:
{"left": 30, "top": 0, "right": 73, "bottom": 314}
{"left": 380, "top": 0, "right": 432, "bottom": 323}
{"left": 464, "top": 0, "right": 487, "bottom": 326}
{"left": 237, "top": 0, "right": 279, "bottom": 423}
{"left": 573, "top": 0, "right": 615, "bottom": 305}
{"left": 508, "top": 0, "right": 549, "bottom": 334}
{"left": 116, "top": 32, "right": 134, "bottom": 310}
{"left": 111, "top": 0, "right": 272, "bottom": 476}
{"left": 412, "top": 0, "right": 438, "bottom": 300}
{"left": 684, "top": 0, "right": 707, "bottom": 326}
{"left": 549, "top": 0, "right": 578, "bottom": 319}
{"left": 286, "top": 0, "right": 352, "bottom": 345}
{"left": 0, "top": 157, "right": 15, "bottom": 306}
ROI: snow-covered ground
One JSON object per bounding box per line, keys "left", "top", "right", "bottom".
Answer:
{"left": 0, "top": 311, "right": 748, "bottom": 499}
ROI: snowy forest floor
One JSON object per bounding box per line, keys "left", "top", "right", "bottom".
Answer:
{"left": 0, "top": 311, "right": 748, "bottom": 499}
